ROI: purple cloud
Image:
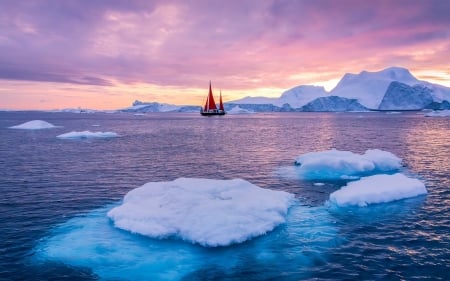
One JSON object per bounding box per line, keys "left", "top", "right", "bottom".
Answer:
{"left": 0, "top": 0, "right": 449, "bottom": 90}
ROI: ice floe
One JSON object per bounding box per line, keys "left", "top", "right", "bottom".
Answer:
{"left": 107, "top": 178, "right": 295, "bottom": 247}
{"left": 424, "top": 110, "right": 450, "bottom": 117}
{"left": 9, "top": 120, "right": 58, "bottom": 130}
{"left": 329, "top": 173, "right": 427, "bottom": 207}
{"left": 57, "top": 130, "right": 118, "bottom": 139}
{"left": 35, "top": 203, "right": 338, "bottom": 281}
{"left": 292, "top": 149, "right": 402, "bottom": 180}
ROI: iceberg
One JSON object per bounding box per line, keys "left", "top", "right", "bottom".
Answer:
{"left": 9, "top": 120, "right": 58, "bottom": 130}
{"left": 293, "top": 149, "right": 402, "bottom": 180}
{"left": 227, "top": 105, "right": 255, "bottom": 114}
{"left": 107, "top": 178, "right": 295, "bottom": 247}
{"left": 57, "top": 131, "right": 118, "bottom": 139}
{"left": 329, "top": 173, "right": 427, "bottom": 207}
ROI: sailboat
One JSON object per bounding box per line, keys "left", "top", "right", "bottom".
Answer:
{"left": 200, "top": 82, "right": 226, "bottom": 116}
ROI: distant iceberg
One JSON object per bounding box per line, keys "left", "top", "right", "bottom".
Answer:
{"left": 424, "top": 110, "right": 450, "bottom": 117}
{"left": 292, "top": 149, "right": 402, "bottom": 180}
{"left": 329, "top": 173, "right": 427, "bottom": 207}
{"left": 227, "top": 105, "right": 255, "bottom": 114}
{"left": 9, "top": 120, "right": 58, "bottom": 130}
{"left": 107, "top": 178, "right": 295, "bottom": 247}
{"left": 57, "top": 131, "right": 118, "bottom": 139}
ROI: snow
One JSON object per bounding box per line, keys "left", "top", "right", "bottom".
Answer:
{"left": 330, "top": 67, "right": 419, "bottom": 109}
{"left": 9, "top": 120, "right": 58, "bottom": 129}
{"left": 122, "top": 102, "right": 182, "bottom": 112}
{"left": 293, "top": 149, "right": 402, "bottom": 180}
{"left": 231, "top": 85, "right": 328, "bottom": 108}
{"left": 227, "top": 105, "right": 255, "bottom": 114}
{"left": 278, "top": 85, "right": 328, "bottom": 108}
{"left": 107, "top": 178, "right": 295, "bottom": 247}
{"left": 57, "top": 131, "right": 118, "bottom": 139}
{"left": 329, "top": 173, "right": 427, "bottom": 207}
{"left": 425, "top": 110, "right": 450, "bottom": 117}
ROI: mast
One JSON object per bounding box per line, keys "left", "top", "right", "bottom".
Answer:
{"left": 219, "top": 89, "right": 225, "bottom": 111}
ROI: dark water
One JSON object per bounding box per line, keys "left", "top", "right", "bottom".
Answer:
{"left": 0, "top": 111, "right": 449, "bottom": 280}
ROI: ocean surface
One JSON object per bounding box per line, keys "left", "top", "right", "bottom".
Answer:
{"left": 0, "top": 111, "right": 449, "bottom": 281}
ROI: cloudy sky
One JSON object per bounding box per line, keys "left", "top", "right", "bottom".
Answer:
{"left": 1, "top": 0, "right": 449, "bottom": 109}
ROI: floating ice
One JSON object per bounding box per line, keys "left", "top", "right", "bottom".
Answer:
{"left": 329, "top": 173, "right": 427, "bottom": 207}
{"left": 9, "top": 120, "right": 58, "bottom": 130}
{"left": 107, "top": 178, "right": 295, "bottom": 247}
{"left": 34, "top": 203, "right": 338, "bottom": 281}
{"left": 227, "top": 106, "right": 255, "bottom": 114}
{"left": 292, "top": 149, "right": 402, "bottom": 180}
{"left": 57, "top": 130, "right": 118, "bottom": 139}
{"left": 425, "top": 110, "right": 450, "bottom": 117}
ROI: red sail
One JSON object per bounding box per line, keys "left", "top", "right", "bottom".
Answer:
{"left": 204, "top": 82, "right": 217, "bottom": 111}
{"left": 219, "top": 89, "right": 224, "bottom": 111}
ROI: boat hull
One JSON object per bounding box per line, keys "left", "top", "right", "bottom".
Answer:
{"left": 200, "top": 111, "right": 226, "bottom": 116}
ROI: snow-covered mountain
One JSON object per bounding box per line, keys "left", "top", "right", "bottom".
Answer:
{"left": 123, "top": 67, "right": 450, "bottom": 112}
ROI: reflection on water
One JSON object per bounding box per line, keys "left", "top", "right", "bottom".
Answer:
{"left": 0, "top": 111, "right": 449, "bottom": 280}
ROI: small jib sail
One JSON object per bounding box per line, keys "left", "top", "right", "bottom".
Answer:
{"left": 200, "top": 82, "right": 226, "bottom": 116}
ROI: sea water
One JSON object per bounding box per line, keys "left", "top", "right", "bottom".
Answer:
{"left": 0, "top": 111, "right": 448, "bottom": 280}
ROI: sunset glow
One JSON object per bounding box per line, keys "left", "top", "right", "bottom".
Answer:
{"left": 1, "top": 0, "right": 449, "bottom": 110}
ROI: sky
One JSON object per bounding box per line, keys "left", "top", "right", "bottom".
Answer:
{"left": 1, "top": 0, "right": 449, "bottom": 110}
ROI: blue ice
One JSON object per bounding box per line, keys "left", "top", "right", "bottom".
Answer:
{"left": 33, "top": 203, "right": 339, "bottom": 280}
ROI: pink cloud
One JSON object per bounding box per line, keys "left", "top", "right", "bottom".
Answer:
{"left": 0, "top": 0, "right": 449, "bottom": 109}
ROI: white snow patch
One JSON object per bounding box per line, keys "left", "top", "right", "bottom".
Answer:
{"left": 293, "top": 149, "right": 402, "bottom": 180}
{"left": 107, "top": 178, "right": 295, "bottom": 247}
{"left": 9, "top": 120, "right": 58, "bottom": 130}
{"left": 425, "top": 110, "right": 450, "bottom": 117}
{"left": 57, "top": 131, "right": 118, "bottom": 139}
{"left": 329, "top": 173, "right": 427, "bottom": 207}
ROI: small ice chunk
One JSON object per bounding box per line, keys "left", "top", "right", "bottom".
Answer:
{"left": 57, "top": 131, "right": 118, "bottom": 139}
{"left": 329, "top": 173, "right": 427, "bottom": 207}
{"left": 107, "top": 178, "right": 295, "bottom": 247}
{"left": 9, "top": 120, "right": 58, "bottom": 130}
{"left": 425, "top": 110, "right": 450, "bottom": 117}
{"left": 293, "top": 149, "right": 402, "bottom": 180}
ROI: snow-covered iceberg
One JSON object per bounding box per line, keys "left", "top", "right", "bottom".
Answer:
{"left": 57, "top": 131, "right": 118, "bottom": 139}
{"left": 107, "top": 178, "right": 295, "bottom": 247}
{"left": 329, "top": 173, "right": 427, "bottom": 207}
{"left": 292, "top": 149, "right": 402, "bottom": 180}
{"left": 35, "top": 202, "right": 337, "bottom": 281}
{"left": 9, "top": 120, "right": 58, "bottom": 130}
